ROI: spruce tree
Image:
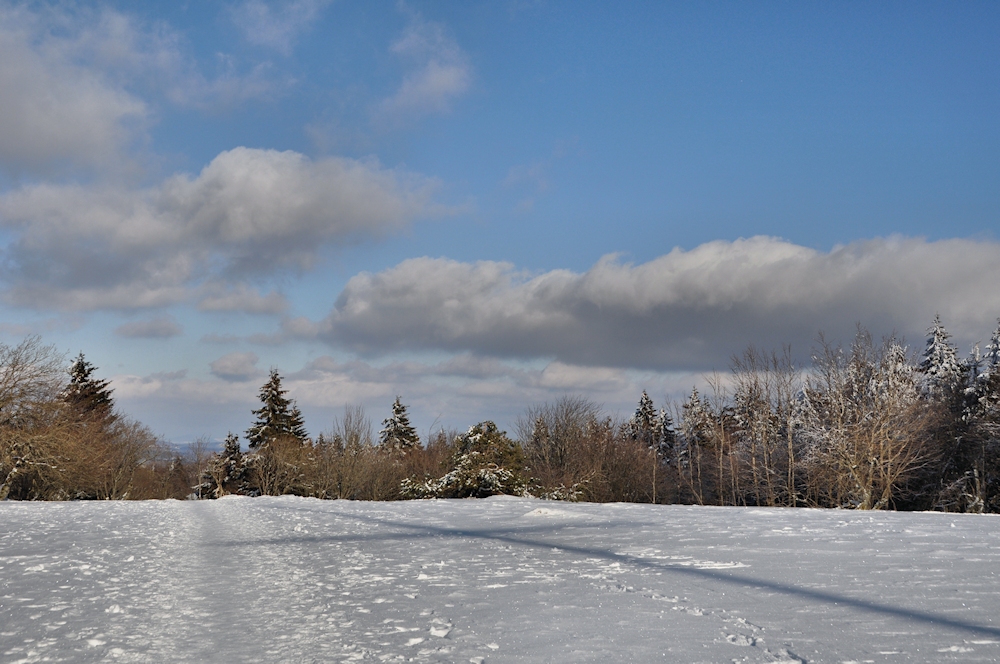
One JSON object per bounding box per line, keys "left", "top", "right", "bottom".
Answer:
{"left": 973, "top": 319, "right": 1000, "bottom": 415}
{"left": 680, "top": 387, "right": 712, "bottom": 449}
{"left": 245, "top": 369, "right": 308, "bottom": 449}
{"left": 982, "top": 320, "right": 1000, "bottom": 382}
{"left": 653, "top": 407, "right": 677, "bottom": 458}
{"left": 63, "top": 353, "right": 115, "bottom": 423}
{"left": 627, "top": 390, "right": 658, "bottom": 446}
{"left": 378, "top": 396, "right": 420, "bottom": 451}
{"left": 201, "top": 433, "right": 246, "bottom": 498}
{"left": 919, "top": 315, "right": 962, "bottom": 400}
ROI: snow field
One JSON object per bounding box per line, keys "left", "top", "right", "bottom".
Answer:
{"left": 2, "top": 496, "right": 1000, "bottom": 663}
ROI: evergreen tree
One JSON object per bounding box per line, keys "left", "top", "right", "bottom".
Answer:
{"left": 401, "top": 421, "right": 525, "bottom": 499}
{"left": 653, "top": 407, "right": 677, "bottom": 458}
{"left": 378, "top": 396, "right": 420, "bottom": 451}
{"left": 972, "top": 320, "right": 1000, "bottom": 410}
{"left": 919, "top": 315, "right": 962, "bottom": 400}
{"left": 984, "top": 320, "right": 1000, "bottom": 378}
{"left": 63, "top": 353, "right": 115, "bottom": 422}
{"left": 200, "top": 433, "right": 248, "bottom": 498}
{"left": 680, "top": 388, "right": 710, "bottom": 445}
{"left": 627, "top": 390, "right": 658, "bottom": 446}
{"left": 245, "top": 369, "right": 308, "bottom": 449}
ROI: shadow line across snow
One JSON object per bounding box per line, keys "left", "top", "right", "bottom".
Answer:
{"left": 203, "top": 502, "right": 1000, "bottom": 639}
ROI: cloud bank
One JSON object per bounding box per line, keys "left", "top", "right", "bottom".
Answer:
{"left": 0, "top": 148, "right": 442, "bottom": 311}
{"left": 320, "top": 236, "right": 1000, "bottom": 370}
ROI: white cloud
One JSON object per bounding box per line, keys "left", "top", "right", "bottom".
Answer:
{"left": 115, "top": 316, "right": 183, "bottom": 339}
{"left": 0, "top": 147, "right": 443, "bottom": 311}
{"left": 0, "top": 3, "right": 284, "bottom": 177}
{"left": 0, "top": 4, "right": 147, "bottom": 175}
{"left": 319, "top": 236, "right": 1000, "bottom": 370}
{"left": 376, "top": 14, "right": 472, "bottom": 122}
{"left": 60, "top": 6, "right": 277, "bottom": 109}
{"left": 231, "top": 0, "right": 332, "bottom": 55}
{"left": 210, "top": 352, "right": 261, "bottom": 382}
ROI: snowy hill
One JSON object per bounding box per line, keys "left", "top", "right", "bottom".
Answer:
{"left": 3, "top": 496, "right": 1000, "bottom": 663}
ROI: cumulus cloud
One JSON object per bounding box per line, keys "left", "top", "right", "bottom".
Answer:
{"left": 231, "top": 0, "right": 331, "bottom": 55}
{"left": 0, "top": 4, "right": 281, "bottom": 175}
{"left": 0, "top": 147, "right": 442, "bottom": 311}
{"left": 319, "top": 236, "right": 1000, "bottom": 370}
{"left": 0, "top": 4, "right": 146, "bottom": 174}
{"left": 376, "top": 14, "right": 471, "bottom": 122}
{"left": 115, "top": 316, "right": 183, "bottom": 339}
{"left": 210, "top": 352, "right": 261, "bottom": 382}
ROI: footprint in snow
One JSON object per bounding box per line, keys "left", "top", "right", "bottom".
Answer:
{"left": 726, "top": 633, "right": 756, "bottom": 646}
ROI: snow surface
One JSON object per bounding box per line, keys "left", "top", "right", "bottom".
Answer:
{"left": 2, "top": 496, "right": 1000, "bottom": 663}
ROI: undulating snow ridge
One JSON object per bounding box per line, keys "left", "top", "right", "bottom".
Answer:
{"left": 2, "top": 497, "right": 1000, "bottom": 663}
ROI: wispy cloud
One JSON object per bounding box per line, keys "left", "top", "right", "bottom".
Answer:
{"left": 376, "top": 12, "right": 472, "bottom": 124}
{"left": 316, "top": 237, "right": 1000, "bottom": 370}
{"left": 230, "top": 0, "right": 332, "bottom": 55}
{"left": 114, "top": 349, "right": 698, "bottom": 442}
{"left": 197, "top": 284, "right": 289, "bottom": 316}
{"left": 115, "top": 316, "right": 183, "bottom": 339}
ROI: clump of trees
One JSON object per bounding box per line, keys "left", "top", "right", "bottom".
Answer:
{"left": 666, "top": 318, "right": 1000, "bottom": 511}
{"left": 0, "top": 338, "right": 173, "bottom": 500}
{"left": 3, "top": 315, "right": 1000, "bottom": 511}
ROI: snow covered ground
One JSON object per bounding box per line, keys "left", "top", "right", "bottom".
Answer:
{"left": 2, "top": 497, "right": 1000, "bottom": 663}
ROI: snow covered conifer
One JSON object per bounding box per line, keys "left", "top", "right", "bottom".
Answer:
{"left": 971, "top": 319, "right": 1000, "bottom": 415}
{"left": 400, "top": 422, "right": 526, "bottom": 499}
{"left": 63, "top": 353, "right": 115, "bottom": 423}
{"left": 627, "top": 391, "right": 658, "bottom": 446}
{"left": 245, "top": 369, "right": 308, "bottom": 449}
{"left": 919, "top": 315, "right": 962, "bottom": 400}
{"left": 379, "top": 397, "right": 420, "bottom": 452}
{"left": 653, "top": 407, "right": 677, "bottom": 458}
{"left": 680, "top": 388, "right": 710, "bottom": 445}
{"left": 201, "top": 433, "right": 245, "bottom": 498}
{"left": 984, "top": 320, "right": 1000, "bottom": 378}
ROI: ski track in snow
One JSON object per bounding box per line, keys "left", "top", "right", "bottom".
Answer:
{"left": 2, "top": 497, "right": 1000, "bottom": 663}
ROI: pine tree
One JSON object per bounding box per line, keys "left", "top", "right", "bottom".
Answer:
{"left": 245, "top": 369, "right": 308, "bottom": 449}
{"left": 63, "top": 353, "right": 115, "bottom": 423}
{"left": 378, "top": 396, "right": 420, "bottom": 452}
{"left": 919, "top": 315, "right": 962, "bottom": 400}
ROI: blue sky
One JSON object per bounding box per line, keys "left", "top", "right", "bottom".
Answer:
{"left": 1, "top": 1, "right": 999, "bottom": 443}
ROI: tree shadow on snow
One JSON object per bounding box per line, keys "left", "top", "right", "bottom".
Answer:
{"left": 205, "top": 505, "right": 1000, "bottom": 639}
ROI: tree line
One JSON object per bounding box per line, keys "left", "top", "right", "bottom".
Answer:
{"left": 2, "top": 315, "right": 1000, "bottom": 511}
